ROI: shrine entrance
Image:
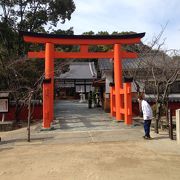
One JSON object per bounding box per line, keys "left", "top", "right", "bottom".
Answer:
{"left": 21, "top": 31, "right": 145, "bottom": 129}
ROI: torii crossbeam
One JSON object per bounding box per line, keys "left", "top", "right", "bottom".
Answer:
{"left": 21, "top": 31, "right": 145, "bottom": 129}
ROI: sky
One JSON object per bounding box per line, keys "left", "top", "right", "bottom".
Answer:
{"left": 57, "top": 0, "right": 180, "bottom": 50}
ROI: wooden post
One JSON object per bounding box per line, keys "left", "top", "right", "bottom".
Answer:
{"left": 112, "top": 87, "right": 116, "bottom": 117}
{"left": 176, "top": 109, "right": 180, "bottom": 144}
{"left": 110, "top": 87, "right": 114, "bottom": 116}
{"left": 124, "top": 83, "right": 132, "bottom": 125}
{"left": 168, "top": 109, "right": 173, "bottom": 140}
{"left": 27, "top": 91, "right": 33, "bottom": 142}
{"left": 43, "top": 43, "right": 54, "bottom": 129}
{"left": 114, "top": 44, "right": 123, "bottom": 121}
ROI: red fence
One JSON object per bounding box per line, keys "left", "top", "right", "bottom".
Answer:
{"left": 0, "top": 102, "right": 179, "bottom": 121}
{"left": 0, "top": 105, "right": 42, "bottom": 121}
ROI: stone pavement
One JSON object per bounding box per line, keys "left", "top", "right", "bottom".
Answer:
{"left": 0, "top": 100, "right": 177, "bottom": 146}
{"left": 53, "top": 100, "right": 142, "bottom": 131}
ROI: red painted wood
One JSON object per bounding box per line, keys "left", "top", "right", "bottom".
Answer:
{"left": 28, "top": 51, "right": 137, "bottom": 59}
{"left": 24, "top": 36, "right": 142, "bottom": 45}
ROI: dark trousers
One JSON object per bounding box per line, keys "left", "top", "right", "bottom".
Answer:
{"left": 144, "top": 120, "right": 152, "bottom": 137}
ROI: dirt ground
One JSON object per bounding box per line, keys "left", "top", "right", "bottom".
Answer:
{"left": 0, "top": 133, "right": 180, "bottom": 180}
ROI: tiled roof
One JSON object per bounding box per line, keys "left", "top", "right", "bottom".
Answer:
{"left": 58, "top": 62, "right": 97, "bottom": 79}
{"left": 98, "top": 59, "right": 113, "bottom": 70}
{"left": 98, "top": 58, "right": 147, "bottom": 71}
{"left": 98, "top": 54, "right": 180, "bottom": 71}
{"left": 144, "top": 94, "right": 180, "bottom": 102}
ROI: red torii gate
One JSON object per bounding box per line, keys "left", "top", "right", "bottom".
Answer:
{"left": 21, "top": 31, "right": 145, "bottom": 129}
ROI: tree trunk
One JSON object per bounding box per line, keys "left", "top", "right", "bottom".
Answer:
{"left": 154, "top": 102, "right": 161, "bottom": 133}
{"left": 27, "top": 92, "right": 33, "bottom": 142}
{"left": 155, "top": 118, "right": 159, "bottom": 134}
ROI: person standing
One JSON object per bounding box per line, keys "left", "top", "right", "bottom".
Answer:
{"left": 88, "top": 91, "right": 92, "bottom": 108}
{"left": 138, "top": 95, "right": 153, "bottom": 139}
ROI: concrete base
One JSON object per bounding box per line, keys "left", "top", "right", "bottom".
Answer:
{"left": 0, "top": 121, "right": 13, "bottom": 131}
{"left": 116, "top": 120, "right": 124, "bottom": 123}
{"left": 40, "top": 127, "right": 55, "bottom": 131}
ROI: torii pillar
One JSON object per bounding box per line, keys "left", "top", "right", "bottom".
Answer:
{"left": 114, "top": 44, "right": 123, "bottom": 121}
{"left": 43, "top": 43, "right": 54, "bottom": 128}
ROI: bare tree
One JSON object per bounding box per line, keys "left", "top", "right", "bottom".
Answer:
{"left": 145, "top": 50, "right": 180, "bottom": 133}
{"left": 123, "top": 26, "right": 180, "bottom": 133}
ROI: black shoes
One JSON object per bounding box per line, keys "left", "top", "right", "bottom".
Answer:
{"left": 143, "top": 135, "right": 151, "bottom": 140}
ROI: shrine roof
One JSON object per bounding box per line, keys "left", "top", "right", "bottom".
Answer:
{"left": 57, "top": 62, "right": 97, "bottom": 80}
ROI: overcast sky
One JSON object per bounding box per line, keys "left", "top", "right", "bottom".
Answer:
{"left": 58, "top": 0, "right": 180, "bottom": 50}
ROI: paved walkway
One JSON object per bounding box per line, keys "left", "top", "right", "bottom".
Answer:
{"left": 50, "top": 100, "right": 144, "bottom": 143}
{"left": 1, "top": 100, "right": 176, "bottom": 145}
{"left": 0, "top": 100, "right": 176, "bottom": 145}
{"left": 0, "top": 100, "right": 145, "bottom": 145}
{"left": 54, "top": 100, "right": 140, "bottom": 131}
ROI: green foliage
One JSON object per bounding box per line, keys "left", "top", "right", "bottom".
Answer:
{"left": 0, "top": 0, "right": 76, "bottom": 55}
{"left": 97, "top": 31, "right": 109, "bottom": 35}
{"left": 82, "top": 30, "right": 141, "bottom": 53}
{"left": 0, "top": 0, "right": 76, "bottom": 32}
{"left": 14, "top": 60, "right": 44, "bottom": 87}
{"left": 0, "top": 22, "right": 19, "bottom": 57}
{"left": 112, "top": 31, "right": 136, "bottom": 35}
{"left": 0, "top": 58, "right": 44, "bottom": 91}
{"left": 0, "top": 1, "right": 76, "bottom": 95}
{"left": 82, "top": 31, "right": 95, "bottom": 35}
{"left": 0, "top": 1, "right": 76, "bottom": 122}
{"left": 52, "top": 27, "right": 78, "bottom": 52}
{"left": 51, "top": 27, "right": 74, "bottom": 35}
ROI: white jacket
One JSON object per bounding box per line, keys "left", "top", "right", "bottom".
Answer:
{"left": 141, "top": 100, "right": 153, "bottom": 120}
